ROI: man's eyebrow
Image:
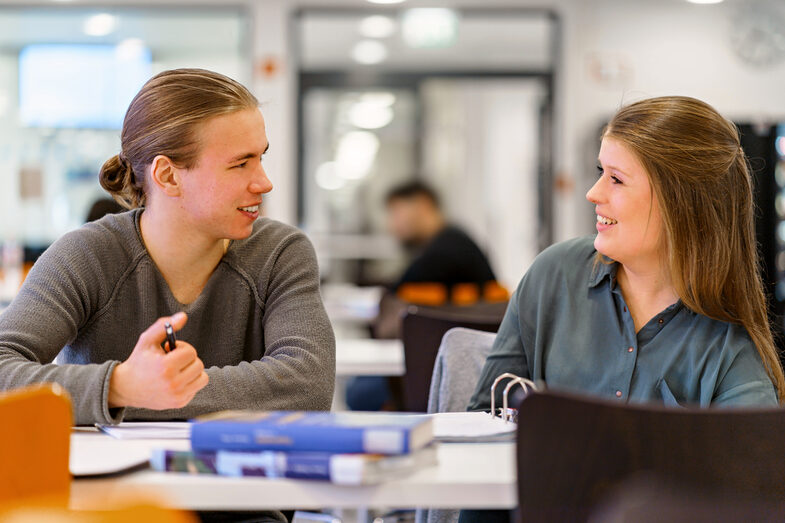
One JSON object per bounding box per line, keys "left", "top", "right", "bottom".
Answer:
{"left": 228, "top": 143, "right": 270, "bottom": 163}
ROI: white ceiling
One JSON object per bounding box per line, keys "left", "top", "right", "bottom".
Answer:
{"left": 300, "top": 11, "right": 555, "bottom": 71}
{"left": 0, "top": 7, "right": 245, "bottom": 52}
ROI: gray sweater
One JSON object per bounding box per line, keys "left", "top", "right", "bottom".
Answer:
{"left": 0, "top": 210, "right": 335, "bottom": 425}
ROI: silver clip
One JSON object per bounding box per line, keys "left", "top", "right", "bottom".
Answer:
{"left": 490, "top": 373, "right": 521, "bottom": 419}
{"left": 502, "top": 377, "right": 537, "bottom": 423}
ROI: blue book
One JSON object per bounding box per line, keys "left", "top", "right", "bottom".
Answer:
{"left": 150, "top": 445, "right": 438, "bottom": 485}
{"left": 190, "top": 411, "right": 433, "bottom": 455}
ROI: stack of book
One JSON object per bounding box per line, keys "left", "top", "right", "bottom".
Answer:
{"left": 151, "top": 411, "right": 437, "bottom": 485}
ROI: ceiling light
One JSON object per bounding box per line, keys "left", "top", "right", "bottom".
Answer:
{"left": 402, "top": 8, "right": 459, "bottom": 49}
{"left": 315, "top": 162, "right": 346, "bottom": 191}
{"left": 686, "top": 0, "right": 723, "bottom": 4}
{"left": 348, "top": 101, "right": 394, "bottom": 130}
{"left": 115, "top": 38, "right": 146, "bottom": 60}
{"left": 335, "top": 131, "right": 380, "bottom": 180}
{"left": 359, "top": 15, "right": 397, "bottom": 39}
{"left": 366, "top": 0, "right": 407, "bottom": 4}
{"left": 360, "top": 92, "right": 396, "bottom": 107}
{"left": 351, "top": 40, "right": 388, "bottom": 65}
{"left": 83, "top": 13, "right": 117, "bottom": 37}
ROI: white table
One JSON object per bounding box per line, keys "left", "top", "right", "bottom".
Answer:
{"left": 70, "top": 431, "right": 516, "bottom": 519}
{"left": 335, "top": 338, "right": 404, "bottom": 377}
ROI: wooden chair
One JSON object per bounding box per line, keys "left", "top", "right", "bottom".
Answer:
{"left": 0, "top": 383, "right": 72, "bottom": 505}
{"left": 516, "top": 390, "right": 785, "bottom": 522}
{"left": 398, "top": 304, "right": 505, "bottom": 412}
{"left": 0, "top": 503, "right": 197, "bottom": 522}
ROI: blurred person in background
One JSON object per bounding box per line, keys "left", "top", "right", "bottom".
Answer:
{"left": 347, "top": 181, "right": 497, "bottom": 411}
{"left": 86, "top": 197, "right": 125, "bottom": 222}
{"left": 386, "top": 181, "right": 495, "bottom": 296}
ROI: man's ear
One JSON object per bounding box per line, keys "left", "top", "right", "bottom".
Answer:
{"left": 150, "top": 155, "right": 181, "bottom": 197}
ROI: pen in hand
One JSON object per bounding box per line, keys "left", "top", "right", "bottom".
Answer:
{"left": 163, "top": 321, "right": 178, "bottom": 353}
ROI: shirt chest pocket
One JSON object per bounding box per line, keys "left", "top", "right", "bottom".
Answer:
{"left": 657, "top": 378, "right": 685, "bottom": 408}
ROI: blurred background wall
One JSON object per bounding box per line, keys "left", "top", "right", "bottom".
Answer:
{"left": 1, "top": 0, "right": 785, "bottom": 301}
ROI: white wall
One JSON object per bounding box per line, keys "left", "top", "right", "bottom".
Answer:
{"left": 554, "top": 0, "right": 785, "bottom": 241}
{"left": 3, "top": 0, "right": 785, "bottom": 247}
{"left": 251, "top": 0, "right": 785, "bottom": 244}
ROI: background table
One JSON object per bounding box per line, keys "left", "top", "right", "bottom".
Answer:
{"left": 70, "top": 430, "right": 516, "bottom": 522}
{"left": 335, "top": 338, "right": 404, "bottom": 377}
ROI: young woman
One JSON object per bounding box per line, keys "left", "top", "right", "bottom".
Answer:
{"left": 0, "top": 69, "right": 335, "bottom": 426}
{"left": 459, "top": 95, "right": 785, "bottom": 522}
{"left": 470, "top": 95, "right": 784, "bottom": 411}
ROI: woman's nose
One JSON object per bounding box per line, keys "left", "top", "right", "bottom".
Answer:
{"left": 586, "top": 176, "right": 604, "bottom": 204}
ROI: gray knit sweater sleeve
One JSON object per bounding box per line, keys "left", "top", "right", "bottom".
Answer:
{"left": 0, "top": 213, "right": 335, "bottom": 425}
{"left": 0, "top": 226, "right": 123, "bottom": 425}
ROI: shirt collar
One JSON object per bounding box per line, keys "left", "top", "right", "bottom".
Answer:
{"left": 588, "top": 255, "right": 618, "bottom": 288}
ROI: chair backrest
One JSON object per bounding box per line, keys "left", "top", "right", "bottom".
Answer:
{"left": 417, "top": 328, "right": 497, "bottom": 523}
{"left": 400, "top": 304, "right": 505, "bottom": 412}
{"left": 0, "top": 384, "right": 72, "bottom": 504}
{"left": 516, "top": 390, "right": 785, "bottom": 522}
{"left": 427, "top": 327, "right": 497, "bottom": 414}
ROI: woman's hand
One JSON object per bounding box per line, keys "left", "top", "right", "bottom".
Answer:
{"left": 108, "top": 312, "right": 209, "bottom": 409}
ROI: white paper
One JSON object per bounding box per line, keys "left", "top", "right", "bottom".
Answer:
{"left": 431, "top": 412, "right": 516, "bottom": 442}
{"left": 95, "top": 421, "right": 191, "bottom": 440}
{"left": 70, "top": 435, "right": 151, "bottom": 476}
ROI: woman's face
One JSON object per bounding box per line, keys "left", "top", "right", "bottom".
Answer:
{"left": 586, "top": 136, "right": 664, "bottom": 268}
{"left": 177, "top": 108, "right": 273, "bottom": 241}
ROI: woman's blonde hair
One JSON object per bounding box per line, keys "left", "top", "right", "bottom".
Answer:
{"left": 603, "top": 95, "right": 785, "bottom": 401}
{"left": 99, "top": 68, "right": 259, "bottom": 209}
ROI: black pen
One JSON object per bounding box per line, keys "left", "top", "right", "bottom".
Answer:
{"left": 163, "top": 321, "right": 177, "bottom": 352}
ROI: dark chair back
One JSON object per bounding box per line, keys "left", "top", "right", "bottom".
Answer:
{"left": 399, "top": 304, "right": 505, "bottom": 412}
{"left": 516, "top": 390, "right": 785, "bottom": 522}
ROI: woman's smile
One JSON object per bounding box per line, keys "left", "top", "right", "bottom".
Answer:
{"left": 596, "top": 213, "right": 618, "bottom": 232}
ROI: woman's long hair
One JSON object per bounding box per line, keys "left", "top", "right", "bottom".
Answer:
{"left": 604, "top": 96, "right": 785, "bottom": 401}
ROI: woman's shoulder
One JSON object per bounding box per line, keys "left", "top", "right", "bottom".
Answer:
{"left": 537, "top": 235, "right": 598, "bottom": 263}
{"left": 526, "top": 235, "right": 599, "bottom": 281}
{"left": 691, "top": 313, "right": 757, "bottom": 358}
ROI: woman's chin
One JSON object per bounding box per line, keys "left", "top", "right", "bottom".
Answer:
{"left": 593, "top": 236, "right": 615, "bottom": 260}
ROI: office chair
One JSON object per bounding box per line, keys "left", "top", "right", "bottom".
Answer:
{"left": 398, "top": 304, "right": 505, "bottom": 412}
{"left": 516, "top": 390, "right": 785, "bottom": 522}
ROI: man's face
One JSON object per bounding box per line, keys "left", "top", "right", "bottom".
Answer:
{"left": 386, "top": 196, "right": 432, "bottom": 248}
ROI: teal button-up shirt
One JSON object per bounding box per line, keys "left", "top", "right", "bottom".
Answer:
{"left": 469, "top": 236, "right": 778, "bottom": 410}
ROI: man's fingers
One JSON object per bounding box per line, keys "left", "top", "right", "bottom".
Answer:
{"left": 138, "top": 313, "right": 188, "bottom": 348}
{"left": 169, "top": 311, "right": 188, "bottom": 331}
{"left": 171, "top": 356, "right": 205, "bottom": 389}
{"left": 165, "top": 344, "right": 200, "bottom": 370}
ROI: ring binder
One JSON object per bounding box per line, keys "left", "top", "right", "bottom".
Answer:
{"left": 490, "top": 373, "right": 539, "bottom": 423}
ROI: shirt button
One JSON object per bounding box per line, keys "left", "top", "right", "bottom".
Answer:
{"left": 615, "top": 390, "right": 622, "bottom": 398}
{"left": 658, "top": 319, "right": 664, "bottom": 325}
{"left": 627, "top": 347, "right": 634, "bottom": 353}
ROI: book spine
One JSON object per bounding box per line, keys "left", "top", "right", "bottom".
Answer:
{"left": 151, "top": 449, "right": 335, "bottom": 481}
{"left": 191, "top": 423, "right": 410, "bottom": 454}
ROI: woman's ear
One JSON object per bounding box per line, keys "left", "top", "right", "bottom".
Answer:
{"left": 149, "top": 155, "right": 182, "bottom": 197}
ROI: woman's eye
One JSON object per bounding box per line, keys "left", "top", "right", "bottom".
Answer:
{"left": 611, "top": 175, "right": 622, "bottom": 184}
{"left": 596, "top": 165, "right": 604, "bottom": 177}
